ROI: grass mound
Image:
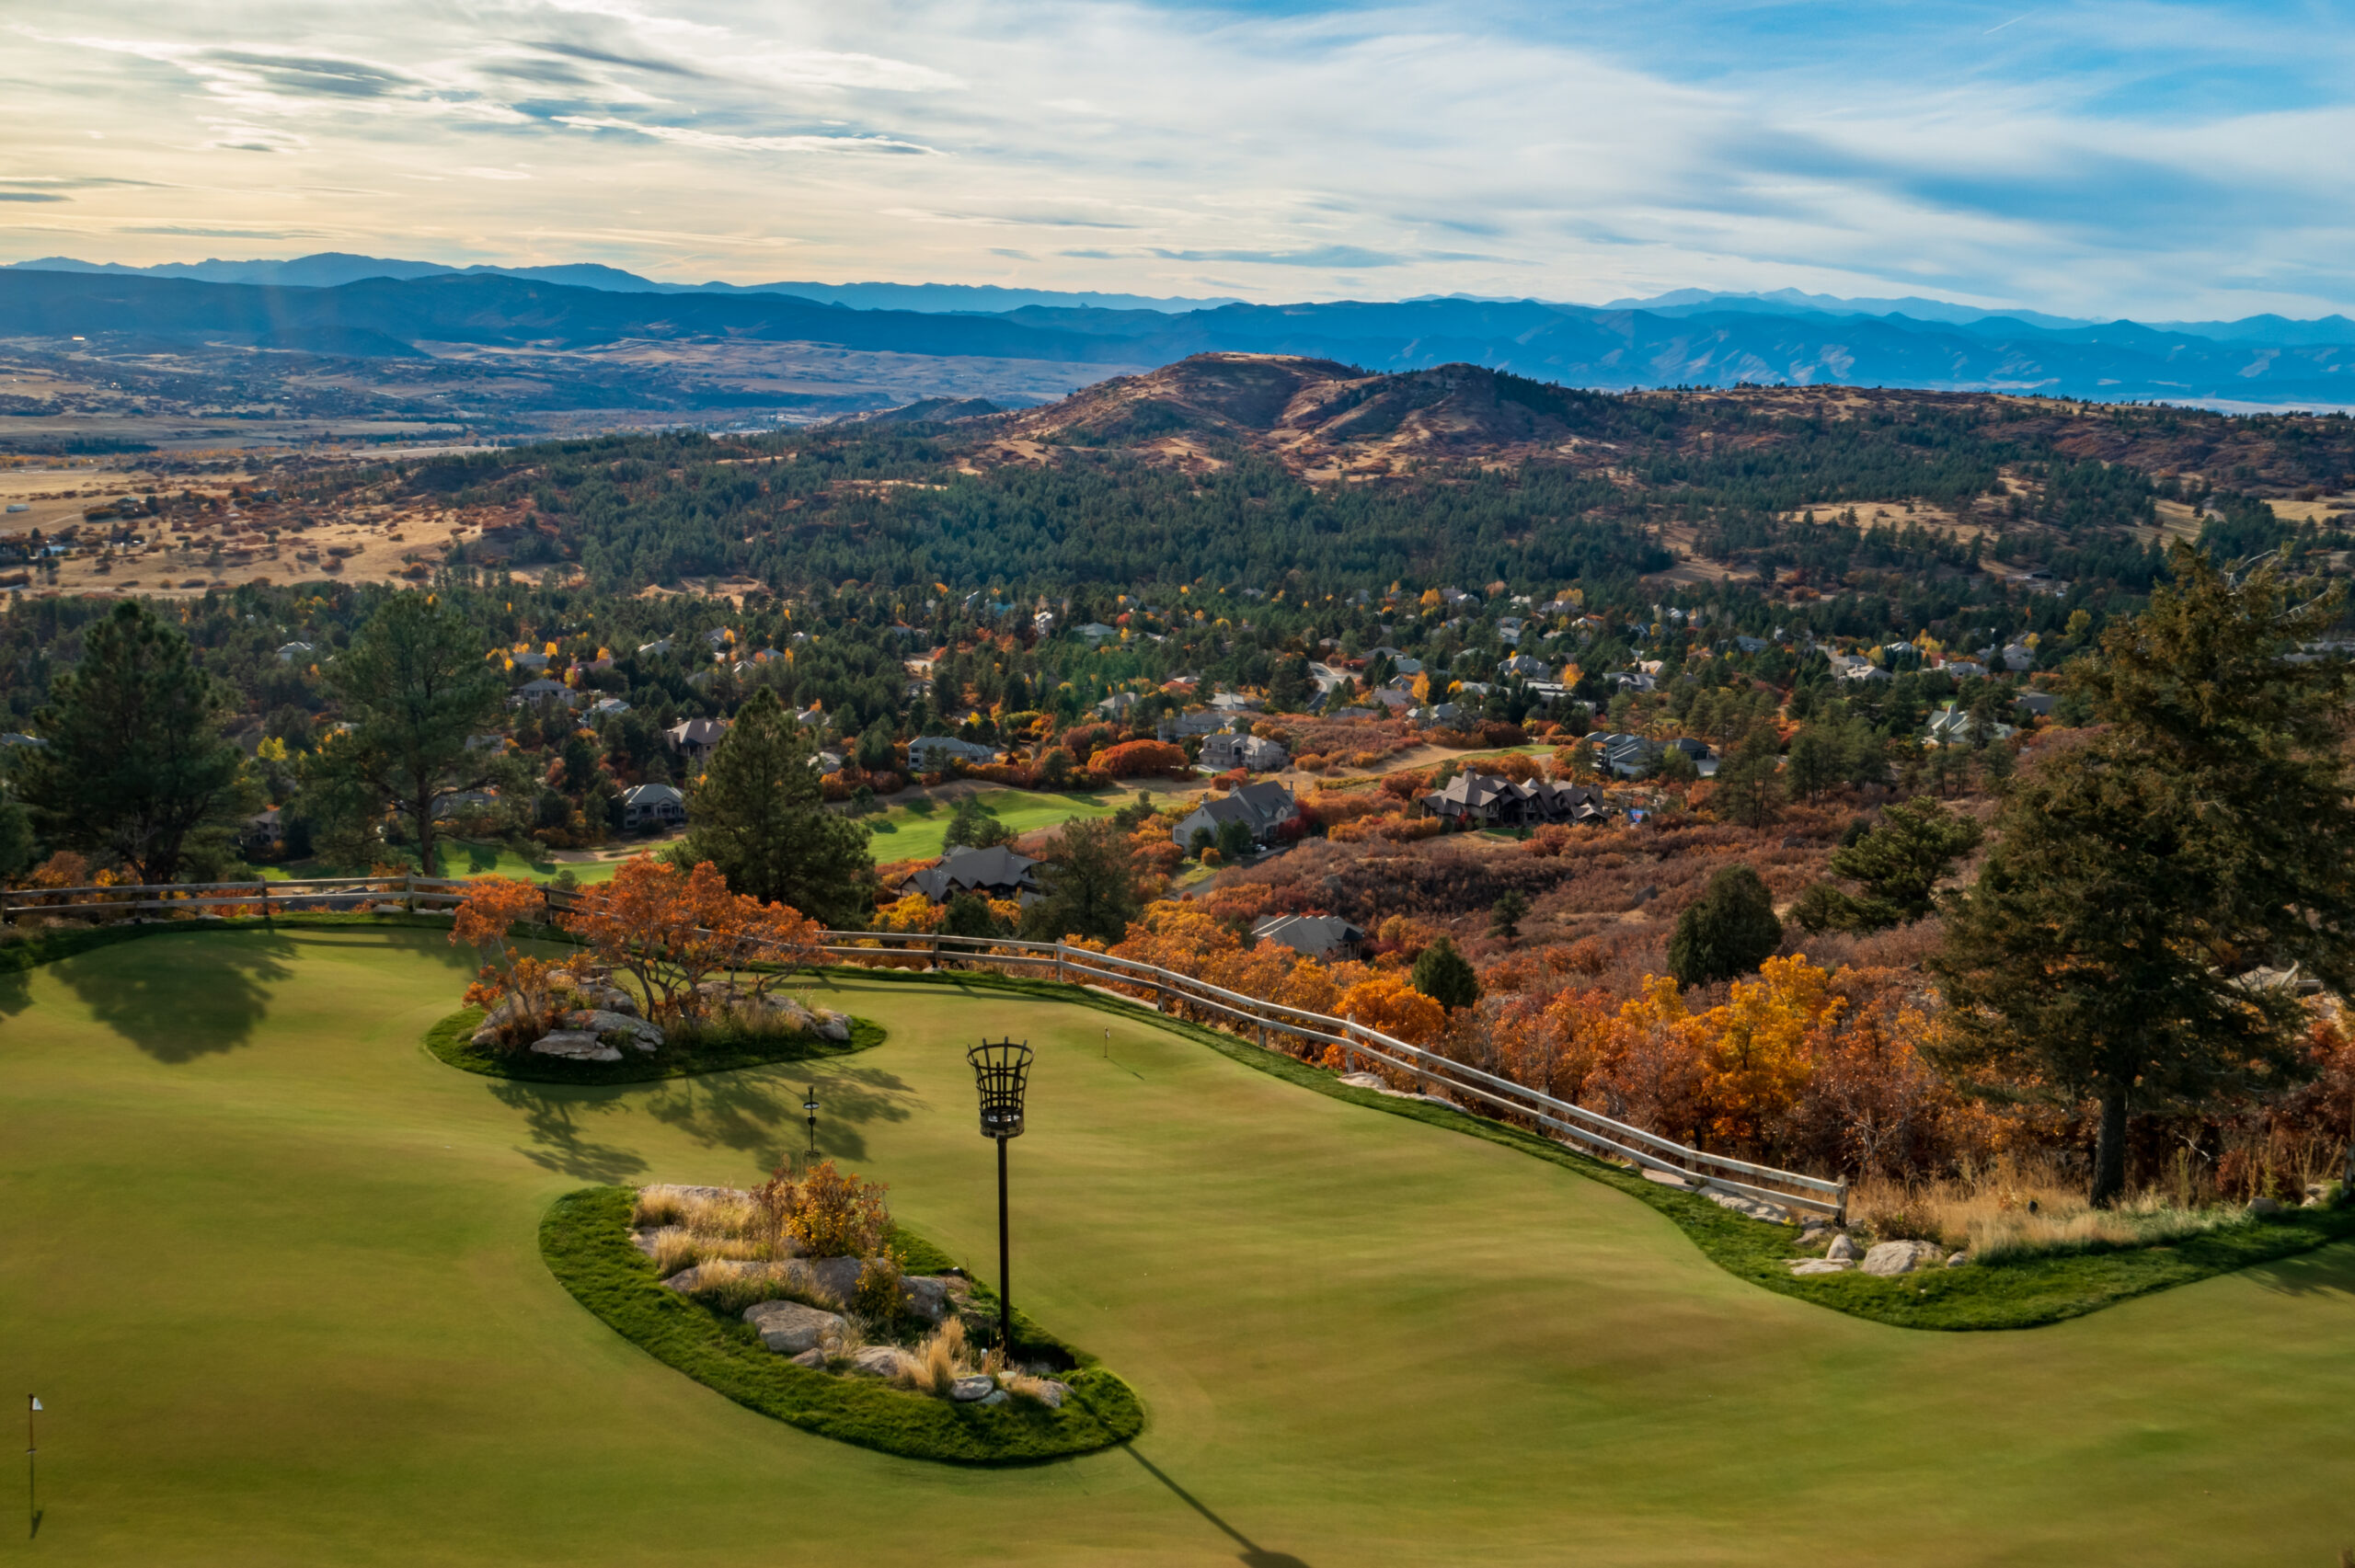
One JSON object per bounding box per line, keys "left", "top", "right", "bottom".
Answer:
{"left": 822, "top": 963, "right": 2355, "bottom": 1332}
{"left": 424, "top": 1006, "right": 887, "bottom": 1084}
{"left": 540, "top": 1186, "right": 1143, "bottom": 1464}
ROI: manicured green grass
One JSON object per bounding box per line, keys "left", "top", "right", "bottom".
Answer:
{"left": 424, "top": 1005, "right": 889, "bottom": 1085}
{"left": 260, "top": 838, "right": 635, "bottom": 884}
{"left": 818, "top": 966, "right": 2355, "bottom": 1331}
{"left": 541, "top": 1186, "right": 1141, "bottom": 1462}
{"left": 6, "top": 926, "right": 2355, "bottom": 1564}
{"left": 865, "top": 788, "right": 1119, "bottom": 862}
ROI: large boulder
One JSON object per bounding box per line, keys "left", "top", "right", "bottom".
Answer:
{"left": 797, "top": 1254, "right": 866, "bottom": 1307}
{"left": 1825, "top": 1233, "right": 1859, "bottom": 1262}
{"left": 743, "top": 1299, "right": 846, "bottom": 1356}
{"left": 529, "top": 1030, "right": 622, "bottom": 1062}
{"left": 811, "top": 1010, "right": 853, "bottom": 1042}
{"left": 901, "top": 1275, "right": 964, "bottom": 1323}
{"left": 564, "top": 1009, "right": 665, "bottom": 1052}
{"left": 850, "top": 1345, "right": 905, "bottom": 1379}
{"left": 948, "top": 1375, "right": 995, "bottom": 1402}
{"left": 1787, "top": 1258, "right": 1855, "bottom": 1276}
{"left": 1861, "top": 1240, "right": 1947, "bottom": 1276}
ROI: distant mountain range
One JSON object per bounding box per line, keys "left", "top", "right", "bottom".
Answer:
{"left": 6, "top": 255, "right": 2354, "bottom": 406}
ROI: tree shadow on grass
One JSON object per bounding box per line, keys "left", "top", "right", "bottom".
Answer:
{"left": 58, "top": 929, "right": 297, "bottom": 1060}
{"left": 642, "top": 1062, "right": 919, "bottom": 1167}
{"left": 488, "top": 1081, "right": 650, "bottom": 1185}
{"left": 2239, "top": 1236, "right": 2355, "bottom": 1301}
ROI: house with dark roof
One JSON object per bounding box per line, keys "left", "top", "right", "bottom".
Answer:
{"left": 1170, "top": 781, "right": 1298, "bottom": 850}
{"left": 1252, "top": 914, "right": 1367, "bottom": 962}
{"left": 1419, "top": 771, "right": 1610, "bottom": 828}
{"left": 897, "top": 844, "right": 1043, "bottom": 902}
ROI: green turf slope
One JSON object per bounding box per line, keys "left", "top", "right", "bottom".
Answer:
{"left": 5, "top": 927, "right": 2355, "bottom": 1565}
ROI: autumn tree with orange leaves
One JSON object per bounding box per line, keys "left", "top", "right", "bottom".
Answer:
{"left": 452, "top": 876, "right": 559, "bottom": 1043}
{"left": 560, "top": 857, "right": 821, "bottom": 1024}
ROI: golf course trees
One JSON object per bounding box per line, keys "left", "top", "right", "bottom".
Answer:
{"left": 1667, "top": 864, "right": 1784, "bottom": 989}
{"left": 1934, "top": 546, "right": 2355, "bottom": 1207}
{"left": 560, "top": 856, "right": 822, "bottom": 1023}
{"left": 311, "top": 593, "right": 508, "bottom": 878}
{"left": 674, "top": 688, "right": 875, "bottom": 929}
{"left": 1019, "top": 816, "right": 1143, "bottom": 944}
{"left": 16, "top": 599, "right": 250, "bottom": 886}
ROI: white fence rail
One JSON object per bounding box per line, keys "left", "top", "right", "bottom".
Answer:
{"left": 811, "top": 928, "right": 1847, "bottom": 1221}
{"left": 0, "top": 880, "right": 1844, "bottom": 1220}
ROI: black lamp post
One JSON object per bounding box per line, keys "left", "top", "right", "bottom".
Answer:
{"left": 802, "top": 1084, "right": 820, "bottom": 1159}
{"left": 966, "top": 1037, "right": 1033, "bottom": 1357}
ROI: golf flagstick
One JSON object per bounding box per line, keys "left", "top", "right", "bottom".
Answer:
{"left": 26, "top": 1395, "right": 37, "bottom": 1538}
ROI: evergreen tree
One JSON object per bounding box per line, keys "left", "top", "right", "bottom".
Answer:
{"left": 944, "top": 794, "right": 1012, "bottom": 850}
{"left": 1714, "top": 723, "right": 1784, "bottom": 828}
{"left": 310, "top": 593, "right": 507, "bottom": 877}
{"left": 1489, "top": 887, "right": 1530, "bottom": 939}
{"left": 1933, "top": 547, "right": 2355, "bottom": 1206}
{"left": 675, "top": 687, "right": 875, "bottom": 927}
{"left": 0, "top": 788, "right": 35, "bottom": 884}
{"left": 17, "top": 600, "right": 249, "bottom": 885}
{"left": 1411, "top": 935, "right": 1480, "bottom": 1010}
{"left": 941, "top": 889, "right": 1004, "bottom": 939}
{"left": 1019, "top": 816, "right": 1142, "bottom": 944}
{"left": 1797, "top": 796, "right": 1983, "bottom": 931}
{"left": 1667, "top": 864, "right": 1783, "bottom": 987}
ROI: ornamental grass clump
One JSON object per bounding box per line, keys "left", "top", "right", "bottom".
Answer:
{"left": 896, "top": 1317, "right": 971, "bottom": 1397}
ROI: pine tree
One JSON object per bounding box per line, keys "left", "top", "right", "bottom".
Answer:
{"left": 1933, "top": 546, "right": 2355, "bottom": 1206}
{"left": 675, "top": 687, "right": 875, "bottom": 926}
{"left": 1713, "top": 723, "right": 1784, "bottom": 828}
{"left": 1018, "top": 816, "right": 1142, "bottom": 944}
{"left": 17, "top": 600, "right": 249, "bottom": 885}
{"left": 1667, "top": 864, "right": 1783, "bottom": 987}
{"left": 1798, "top": 795, "right": 1983, "bottom": 931}
{"left": 1410, "top": 935, "right": 1480, "bottom": 1010}
{"left": 311, "top": 593, "right": 507, "bottom": 878}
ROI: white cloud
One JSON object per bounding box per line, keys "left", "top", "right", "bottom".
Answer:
{"left": 1, "top": 1, "right": 2348, "bottom": 317}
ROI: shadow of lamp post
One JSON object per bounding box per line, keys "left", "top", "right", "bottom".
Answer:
{"left": 966, "top": 1038, "right": 1033, "bottom": 1356}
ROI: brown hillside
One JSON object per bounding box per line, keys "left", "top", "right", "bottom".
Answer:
{"left": 984, "top": 354, "right": 1627, "bottom": 478}
{"left": 972, "top": 354, "right": 2355, "bottom": 496}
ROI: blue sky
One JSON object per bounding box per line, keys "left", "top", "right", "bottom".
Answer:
{"left": 2, "top": 1, "right": 2349, "bottom": 317}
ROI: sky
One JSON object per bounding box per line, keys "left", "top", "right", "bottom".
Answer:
{"left": 2, "top": 0, "right": 2350, "bottom": 318}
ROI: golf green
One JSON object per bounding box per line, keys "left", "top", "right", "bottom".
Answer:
{"left": 4, "top": 927, "right": 2353, "bottom": 1565}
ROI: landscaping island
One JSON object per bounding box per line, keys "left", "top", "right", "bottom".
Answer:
{"left": 541, "top": 1185, "right": 1142, "bottom": 1463}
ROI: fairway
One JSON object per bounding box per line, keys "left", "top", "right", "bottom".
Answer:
{"left": 864, "top": 787, "right": 1121, "bottom": 862}
{"left": 5, "top": 928, "right": 2354, "bottom": 1565}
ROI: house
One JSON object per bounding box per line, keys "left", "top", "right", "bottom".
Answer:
{"left": 465, "top": 733, "right": 507, "bottom": 752}
{"left": 1940, "top": 660, "right": 1989, "bottom": 680}
{"left": 1606, "top": 670, "right": 1658, "bottom": 692}
{"left": 1729, "top": 635, "right": 1769, "bottom": 655}
{"left": 1419, "top": 771, "right": 1611, "bottom": 828}
{"left": 1208, "top": 691, "right": 1264, "bottom": 714}
{"left": 2000, "top": 643, "right": 2036, "bottom": 671}
{"left": 906, "top": 735, "right": 999, "bottom": 770}
{"left": 622, "top": 783, "right": 687, "bottom": 831}
{"left": 590, "top": 697, "right": 631, "bottom": 717}
{"left": 1156, "top": 710, "right": 1226, "bottom": 741}
{"left": 1074, "top": 622, "right": 1119, "bottom": 642}
{"left": 1496, "top": 616, "right": 1526, "bottom": 645}
{"left": 276, "top": 641, "right": 314, "bottom": 663}
{"left": 1200, "top": 732, "right": 1288, "bottom": 772}
{"left": 0, "top": 732, "right": 45, "bottom": 750}
{"left": 1096, "top": 691, "right": 1141, "bottom": 718}
{"left": 637, "top": 638, "right": 673, "bottom": 657}
{"left": 510, "top": 649, "right": 550, "bottom": 672}
{"left": 239, "top": 807, "right": 281, "bottom": 855}
{"left": 664, "top": 717, "right": 729, "bottom": 760}
{"left": 898, "top": 844, "right": 1042, "bottom": 902}
{"left": 1597, "top": 733, "right": 1660, "bottom": 778}
{"left": 1829, "top": 653, "right": 1892, "bottom": 684}
{"left": 1924, "top": 705, "right": 2017, "bottom": 748}
{"left": 511, "top": 678, "right": 574, "bottom": 708}
{"left": 1499, "top": 653, "right": 1550, "bottom": 679}
{"left": 2015, "top": 691, "right": 2058, "bottom": 717}
{"left": 1170, "top": 781, "right": 1298, "bottom": 850}
{"left": 1252, "top": 914, "right": 1367, "bottom": 962}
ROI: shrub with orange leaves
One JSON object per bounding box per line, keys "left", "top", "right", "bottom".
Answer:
{"left": 1093, "top": 739, "right": 1190, "bottom": 778}
{"left": 453, "top": 876, "right": 559, "bottom": 1040}
{"left": 1338, "top": 970, "right": 1448, "bottom": 1047}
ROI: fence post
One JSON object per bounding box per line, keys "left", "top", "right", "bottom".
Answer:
{"left": 260, "top": 877, "right": 273, "bottom": 925}
{"left": 1835, "top": 1177, "right": 1850, "bottom": 1229}
{"left": 1055, "top": 943, "right": 1066, "bottom": 985}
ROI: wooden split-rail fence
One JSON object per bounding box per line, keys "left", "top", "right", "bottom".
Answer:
{"left": 0, "top": 880, "right": 1846, "bottom": 1222}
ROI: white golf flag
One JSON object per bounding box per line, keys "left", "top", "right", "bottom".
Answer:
{"left": 29, "top": 1398, "right": 39, "bottom": 1411}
